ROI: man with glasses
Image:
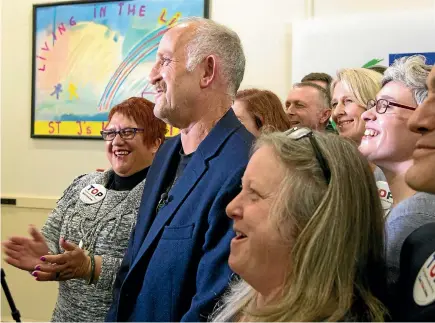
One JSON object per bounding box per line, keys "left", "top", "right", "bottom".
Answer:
{"left": 106, "top": 18, "right": 254, "bottom": 322}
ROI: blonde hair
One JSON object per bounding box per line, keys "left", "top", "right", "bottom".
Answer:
{"left": 211, "top": 131, "right": 387, "bottom": 322}
{"left": 331, "top": 68, "right": 383, "bottom": 108}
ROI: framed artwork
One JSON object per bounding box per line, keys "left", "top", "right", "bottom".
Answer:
{"left": 31, "top": 0, "right": 209, "bottom": 139}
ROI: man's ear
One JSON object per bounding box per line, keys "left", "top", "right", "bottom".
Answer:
{"left": 199, "top": 55, "right": 217, "bottom": 89}
{"left": 320, "top": 108, "right": 332, "bottom": 125}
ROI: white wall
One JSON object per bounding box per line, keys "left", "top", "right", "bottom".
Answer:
{"left": 211, "top": 0, "right": 306, "bottom": 99}
{"left": 291, "top": 9, "right": 435, "bottom": 83}
{"left": 313, "top": 0, "right": 435, "bottom": 17}
{"left": 2, "top": 0, "right": 435, "bottom": 321}
{"left": 2, "top": 0, "right": 435, "bottom": 202}
{"left": 1, "top": 0, "right": 109, "bottom": 201}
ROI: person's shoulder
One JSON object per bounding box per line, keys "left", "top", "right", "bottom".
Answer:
{"left": 401, "top": 192, "right": 435, "bottom": 214}
{"left": 162, "top": 135, "right": 180, "bottom": 145}
{"left": 57, "top": 172, "right": 92, "bottom": 203}
{"left": 219, "top": 108, "right": 255, "bottom": 147}
{"left": 231, "top": 125, "right": 255, "bottom": 146}
{"left": 388, "top": 192, "right": 435, "bottom": 232}
{"left": 72, "top": 171, "right": 106, "bottom": 185}
{"left": 63, "top": 171, "right": 109, "bottom": 193}
{"left": 151, "top": 135, "right": 180, "bottom": 162}
{"left": 395, "top": 222, "right": 435, "bottom": 321}
{"left": 216, "top": 127, "right": 254, "bottom": 164}
{"left": 158, "top": 135, "right": 180, "bottom": 150}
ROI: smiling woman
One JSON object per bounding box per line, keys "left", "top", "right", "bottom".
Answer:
{"left": 2, "top": 97, "right": 167, "bottom": 322}
{"left": 103, "top": 98, "right": 167, "bottom": 177}
{"left": 211, "top": 129, "right": 388, "bottom": 322}
{"left": 331, "top": 68, "right": 383, "bottom": 145}
{"left": 357, "top": 55, "right": 435, "bottom": 304}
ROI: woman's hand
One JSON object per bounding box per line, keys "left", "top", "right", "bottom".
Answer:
{"left": 2, "top": 226, "right": 50, "bottom": 272}
{"left": 32, "top": 238, "right": 91, "bottom": 281}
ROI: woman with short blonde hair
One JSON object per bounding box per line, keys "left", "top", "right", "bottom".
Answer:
{"left": 331, "top": 68, "right": 382, "bottom": 144}
{"left": 211, "top": 129, "right": 388, "bottom": 322}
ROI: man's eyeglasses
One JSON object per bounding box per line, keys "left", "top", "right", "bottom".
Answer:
{"left": 100, "top": 128, "right": 144, "bottom": 141}
{"left": 284, "top": 127, "right": 331, "bottom": 184}
{"left": 366, "top": 99, "right": 416, "bottom": 114}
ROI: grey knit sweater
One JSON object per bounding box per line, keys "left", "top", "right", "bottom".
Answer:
{"left": 386, "top": 192, "right": 435, "bottom": 289}
{"left": 41, "top": 170, "right": 145, "bottom": 322}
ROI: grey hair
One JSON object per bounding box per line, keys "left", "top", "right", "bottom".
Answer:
{"left": 182, "top": 17, "right": 245, "bottom": 97}
{"left": 382, "top": 55, "right": 431, "bottom": 104}
{"left": 293, "top": 81, "right": 332, "bottom": 110}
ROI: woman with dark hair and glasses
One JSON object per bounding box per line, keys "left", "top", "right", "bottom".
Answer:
{"left": 359, "top": 55, "right": 435, "bottom": 300}
{"left": 210, "top": 127, "right": 388, "bottom": 322}
{"left": 2, "top": 97, "right": 167, "bottom": 322}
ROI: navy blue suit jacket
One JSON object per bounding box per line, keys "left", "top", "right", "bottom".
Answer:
{"left": 106, "top": 109, "right": 254, "bottom": 322}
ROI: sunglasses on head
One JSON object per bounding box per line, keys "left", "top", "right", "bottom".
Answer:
{"left": 284, "top": 127, "right": 331, "bottom": 184}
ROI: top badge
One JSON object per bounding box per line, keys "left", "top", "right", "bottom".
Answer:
{"left": 413, "top": 251, "right": 435, "bottom": 306}
{"left": 80, "top": 184, "right": 107, "bottom": 204}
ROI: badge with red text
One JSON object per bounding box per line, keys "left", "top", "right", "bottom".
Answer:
{"left": 414, "top": 252, "right": 435, "bottom": 306}
{"left": 80, "top": 184, "right": 106, "bottom": 204}
{"left": 376, "top": 181, "right": 393, "bottom": 216}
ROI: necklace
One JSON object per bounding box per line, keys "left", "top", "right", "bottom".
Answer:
{"left": 63, "top": 171, "right": 142, "bottom": 254}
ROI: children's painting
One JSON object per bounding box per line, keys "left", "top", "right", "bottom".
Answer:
{"left": 31, "top": 0, "right": 208, "bottom": 139}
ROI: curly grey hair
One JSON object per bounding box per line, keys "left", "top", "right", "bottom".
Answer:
{"left": 382, "top": 55, "right": 431, "bottom": 105}
{"left": 183, "top": 17, "right": 245, "bottom": 98}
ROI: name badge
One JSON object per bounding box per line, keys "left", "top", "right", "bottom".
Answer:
{"left": 414, "top": 251, "right": 435, "bottom": 306}
{"left": 80, "top": 184, "right": 107, "bottom": 204}
{"left": 376, "top": 181, "right": 393, "bottom": 213}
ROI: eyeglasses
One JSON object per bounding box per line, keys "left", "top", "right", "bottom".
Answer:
{"left": 366, "top": 99, "right": 416, "bottom": 114}
{"left": 284, "top": 127, "right": 331, "bottom": 184}
{"left": 100, "top": 128, "right": 144, "bottom": 141}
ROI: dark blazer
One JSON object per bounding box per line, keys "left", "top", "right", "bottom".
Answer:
{"left": 393, "top": 222, "right": 435, "bottom": 321}
{"left": 106, "top": 109, "right": 255, "bottom": 322}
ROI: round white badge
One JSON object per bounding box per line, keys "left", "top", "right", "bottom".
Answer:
{"left": 376, "top": 181, "right": 393, "bottom": 214}
{"left": 80, "top": 184, "right": 107, "bottom": 204}
{"left": 413, "top": 251, "right": 435, "bottom": 306}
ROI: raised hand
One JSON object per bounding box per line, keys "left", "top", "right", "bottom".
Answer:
{"left": 2, "top": 226, "right": 50, "bottom": 271}
{"left": 32, "top": 238, "right": 91, "bottom": 282}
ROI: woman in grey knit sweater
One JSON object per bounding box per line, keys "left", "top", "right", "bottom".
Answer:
{"left": 358, "top": 55, "right": 435, "bottom": 293}
{"left": 3, "top": 97, "right": 167, "bottom": 321}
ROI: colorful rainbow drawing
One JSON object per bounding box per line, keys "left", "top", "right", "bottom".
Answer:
{"left": 98, "top": 24, "right": 172, "bottom": 111}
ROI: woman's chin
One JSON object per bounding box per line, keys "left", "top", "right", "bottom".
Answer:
{"left": 112, "top": 165, "right": 131, "bottom": 176}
